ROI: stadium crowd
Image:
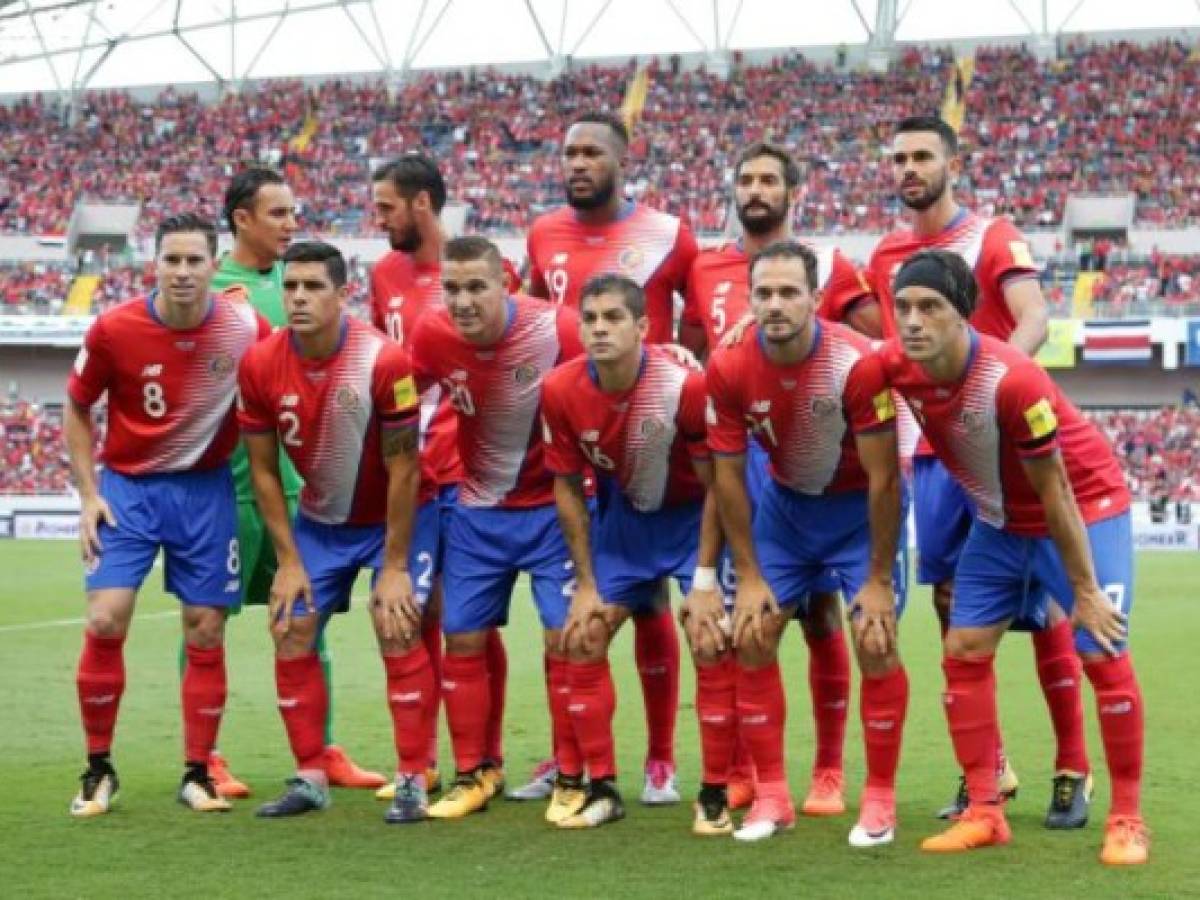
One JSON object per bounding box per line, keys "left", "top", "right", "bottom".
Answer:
{"left": 1, "top": 41, "right": 1197, "bottom": 238}
{"left": 0, "top": 399, "right": 71, "bottom": 493}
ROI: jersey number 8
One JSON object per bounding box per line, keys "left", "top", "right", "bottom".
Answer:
{"left": 143, "top": 381, "right": 167, "bottom": 419}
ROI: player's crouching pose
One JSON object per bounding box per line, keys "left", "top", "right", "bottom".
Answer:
{"left": 66, "top": 213, "right": 270, "bottom": 817}
{"left": 237, "top": 242, "right": 436, "bottom": 823}
{"left": 857, "top": 250, "right": 1148, "bottom": 865}
{"left": 540, "top": 274, "right": 724, "bottom": 830}
{"left": 706, "top": 241, "right": 909, "bottom": 845}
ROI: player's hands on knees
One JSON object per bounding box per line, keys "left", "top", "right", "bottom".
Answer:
{"left": 681, "top": 587, "right": 731, "bottom": 659}
{"left": 850, "top": 577, "right": 897, "bottom": 657}
{"left": 269, "top": 560, "right": 313, "bottom": 638}
{"left": 78, "top": 493, "right": 116, "bottom": 565}
{"left": 372, "top": 565, "right": 419, "bottom": 644}
{"left": 1071, "top": 583, "right": 1127, "bottom": 657}
{"left": 718, "top": 313, "right": 756, "bottom": 349}
{"left": 561, "top": 581, "right": 607, "bottom": 656}
{"left": 732, "top": 574, "right": 780, "bottom": 652}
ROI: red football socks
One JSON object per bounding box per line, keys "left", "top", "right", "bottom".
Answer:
{"left": 633, "top": 607, "right": 680, "bottom": 766}
{"left": 384, "top": 644, "right": 435, "bottom": 776}
{"left": 546, "top": 654, "right": 583, "bottom": 778}
{"left": 736, "top": 660, "right": 788, "bottom": 784}
{"left": 942, "top": 655, "right": 999, "bottom": 804}
{"left": 420, "top": 614, "right": 443, "bottom": 766}
{"left": 76, "top": 630, "right": 126, "bottom": 756}
{"left": 275, "top": 653, "right": 328, "bottom": 772}
{"left": 484, "top": 628, "right": 508, "bottom": 764}
{"left": 1084, "top": 652, "right": 1144, "bottom": 817}
{"left": 1032, "top": 620, "right": 1090, "bottom": 774}
{"left": 860, "top": 665, "right": 909, "bottom": 790}
{"left": 181, "top": 644, "right": 226, "bottom": 764}
{"left": 695, "top": 655, "right": 737, "bottom": 785}
{"left": 441, "top": 652, "right": 489, "bottom": 774}
{"left": 568, "top": 659, "right": 618, "bottom": 781}
{"left": 805, "top": 630, "right": 851, "bottom": 772}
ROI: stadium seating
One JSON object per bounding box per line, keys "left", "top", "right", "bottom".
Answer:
{"left": 1083, "top": 406, "right": 1200, "bottom": 505}
{"left": 1, "top": 41, "right": 1197, "bottom": 238}
{"left": 0, "top": 399, "right": 72, "bottom": 494}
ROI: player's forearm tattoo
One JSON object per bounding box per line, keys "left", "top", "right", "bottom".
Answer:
{"left": 381, "top": 424, "right": 419, "bottom": 459}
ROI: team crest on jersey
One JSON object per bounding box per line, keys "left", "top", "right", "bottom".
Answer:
{"left": 750, "top": 399, "right": 771, "bottom": 414}
{"left": 208, "top": 353, "right": 235, "bottom": 377}
{"left": 512, "top": 364, "right": 539, "bottom": 386}
{"left": 336, "top": 385, "right": 361, "bottom": 412}
{"left": 958, "top": 409, "right": 987, "bottom": 432}
{"left": 618, "top": 247, "right": 644, "bottom": 273}
{"left": 639, "top": 417, "right": 667, "bottom": 439}
{"left": 810, "top": 395, "right": 839, "bottom": 418}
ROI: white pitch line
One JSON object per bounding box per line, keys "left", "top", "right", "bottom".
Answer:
{"left": 0, "top": 609, "right": 176, "bottom": 634}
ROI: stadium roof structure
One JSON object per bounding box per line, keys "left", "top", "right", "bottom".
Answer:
{"left": 0, "top": 0, "right": 1197, "bottom": 95}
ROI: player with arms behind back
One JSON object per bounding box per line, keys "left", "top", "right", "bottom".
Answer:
{"left": 65, "top": 213, "right": 269, "bottom": 818}
{"left": 523, "top": 110, "right": 698, "bottom": 804}
{"left": 238, "top": 242, "right": 435, "bottom": 823}
{"left": 855, "top": 250, "right": 1147, "bottom": 865}
{"left": 869, "top": 116, "right": 1091, "bottom": 825}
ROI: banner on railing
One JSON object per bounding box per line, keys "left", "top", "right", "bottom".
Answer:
{"left": 1082, "top": 319, "right": 1152, "bottom": 364}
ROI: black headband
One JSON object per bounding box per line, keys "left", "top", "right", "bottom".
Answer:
{"left": 892, "top": 255, "right": 974, "bottom": 319}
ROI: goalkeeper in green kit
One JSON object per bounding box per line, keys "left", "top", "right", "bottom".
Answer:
{"left": 198, "top": 168, "right": 386, "bottom": 797}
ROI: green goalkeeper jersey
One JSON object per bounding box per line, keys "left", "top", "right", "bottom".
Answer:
{"left": 212, "top": 255, "right": 303, "bottom": 502}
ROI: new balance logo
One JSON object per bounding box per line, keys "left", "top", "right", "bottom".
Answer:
{"left": 568, "top": 703, "right": 586, "bottom": 713}
{"left": 822, "top": 700, "right": 848, "bottom": 710}
{"left": 750, "top": 400, "right": 771, "bottom": 414}
{"left": 552, "top": 252, "right": 569, "bottom": 265}
{"left": 582, "top": 429, "right": 600, "bottom": 442}
{"left": 278, "top": 697, "right": 299, "bottom": 709}
{"left": 866, "top": 719, "right": 895, "bottom": 731}
{"left": 1101, "top": 701, "right": 1132, "bottom": 715}
{"left": 389, "top": 691, "right": 422, "bottom": 704}
{"left": 700, "top": 714, "right": 728, "bottom": 724}
{"left": 715, "top": 281, "right": 731, "bottom": 294}
{"left": 741, "top": 714, "right": 768, "bottom": 725}
{"left": 943, "top": 694, "right": 954, "bottom": 706}
{"left": 84, "top": 694, "right": 116, "bottom": 706}
{"left": 281, "top": 394, "right": 299, "bottom": 408}
{"left": 1048, "top": 678, "right": 1076, "bottom": 690}
{"left": 141, "top": 364, "right": 163, "bottom": 377}
{"left": 441, "top": 680, "right": 457, "bottom": 691}
{"left": 198, "top": 706, "right": 225, "bottom": 716}
{"left": 640, "top": 665, "right": 668, "bottom": 676}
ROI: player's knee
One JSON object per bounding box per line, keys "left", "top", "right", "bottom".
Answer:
{"left": 182, "top": 606, "right": 225, "bottom": 648}
{"left": 854, "top": 644, "right": 900, "bottom": 678}
{"left": 84, "top": 596, "right": 133, "bottom": 638}
{"left": 735, "top": 638, "right": 777, "bottom": 669}
{"left": 943, "top": 627, "right": 999, "bottom": 659}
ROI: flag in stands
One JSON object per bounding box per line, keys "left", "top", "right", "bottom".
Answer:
{"left": 1082, "top": 319, "right": 1152, "bottom": 364}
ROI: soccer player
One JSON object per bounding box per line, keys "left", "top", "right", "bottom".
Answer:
{"left": 66, "top": 213, "right": 269, "bottom": 817}
{"left": 868, "top": 116, "right": 1091, "bottom": 827}
{"left": 410, "top": 236, "right": 584, "bottom": 821}
{"left": 209, "top": 167, "right": 384, "bottom": 797}
{"left": 370, "top": 154, "right": 509, "bottom": 801}
{"left": 524, "top": 111, "right": 699, "bottom": 803}
{"left": 237, "top": 241, "right": 435, "bottom": 822}
{"left": 684, "top": 141, "right": 884, "bottom": 815}
{"left": 707, "top": 241, "right": 908, "bottom": 845}
{"left": 858, "top": 249, "right": 1147, "bottom": 864}
{"left": 541, "top": 274, "right": 724, "bottom": 830}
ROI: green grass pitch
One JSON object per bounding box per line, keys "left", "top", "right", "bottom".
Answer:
{"left": 1, "top": 541, "right": 1197, "bottom": 899}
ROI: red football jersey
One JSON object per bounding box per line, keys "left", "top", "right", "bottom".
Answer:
{"left": 410, "top": 295, "right": 584, "bottom": 509}
{"left": 706, "top": 321, "right": 896, "bottom": 495}
{"left": 541, "top": 348, "right": 708, "bottom": 511}
{"left": 526, "top": 202, "right": 698, "bottom": 344}
{"left": 857, "top": 334, "right": 1130, "bottom": 537}
{"left": 68, "top": 295, "right": 269, "bottom": 475}
{"left": 867, "top": 210, "right": 1038, "bottom": 341}
{"left": 683, "top": 241, "right": 873, "bottom": 349}
{"left": 237, "top": 317, "right": 421, "bottom": 525}
{"left": 370, "top": 250, "right": 463, "bottom": 488}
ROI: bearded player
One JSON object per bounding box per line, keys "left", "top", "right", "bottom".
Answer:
{"left": 684, "top": 141, "right": 886, "bottom": 816}
{"left": 369, "top": 154, "right": 509, "bottom": 801}
{"left": 522, "top": 111, "right": 699, "bottom": 804}
{"left": 868, "top": 116, "right": 1091, "bottom": 828}
{"left": 856, "top": 249, "right": 1147, "bottom": 865}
